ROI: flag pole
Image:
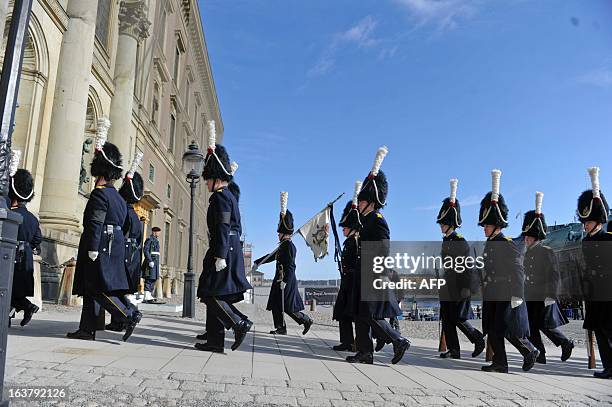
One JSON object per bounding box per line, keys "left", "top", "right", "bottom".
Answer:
{"left": 253, "top": 192, "right": 345, "bottom": 268}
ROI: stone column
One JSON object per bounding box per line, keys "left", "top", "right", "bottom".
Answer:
{"left": 108, "top": 0, "right": 150, "bottom": 164}
{"left": 0, "top": 0, "right": 8, "bottom": 43}
{"left": 39, "top": 0, "right": 99, "bottom": 232}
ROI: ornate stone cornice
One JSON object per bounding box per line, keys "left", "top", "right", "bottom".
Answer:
{"left": 118, "top": 0, "right": 151, "bottom": 42}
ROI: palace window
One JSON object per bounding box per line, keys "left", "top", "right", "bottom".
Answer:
{"left": 167, "top": 184, "right": 172, "bottom": 199}
{"left": 193, "top": 103, "right": 198, "bottom": 133}
{"left": 95, "top": 0, "right": 112, "bottom": 50}
{"left": 164, "top": 221, "right": 171, "bottom": 264}
{"left": 169, "top": 112, "right": 176, "bottom": 152}
{"left": 152, "top": 82, "right": 160, "bottom": 124}
{"left": 173, "top": 46, "right": 181, "bottom": 85}
{"left": 148, "top": 163, "right": 155, "bottom": 182}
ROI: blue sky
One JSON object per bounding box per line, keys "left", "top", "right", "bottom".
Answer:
{"left": 198, "top": 0, "right": 612, "bottom": 280}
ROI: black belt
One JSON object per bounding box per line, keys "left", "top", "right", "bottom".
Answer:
{"left": 229, "top": 231, "right": 239, "bottom": 236}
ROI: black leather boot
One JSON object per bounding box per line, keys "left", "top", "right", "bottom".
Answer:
{"left": 593, "top": 368, "right": 612, "bottom": 379}
{"left": 194, "top": 343, "right": 224, "bottom": 353}
{"left": 196, "top": 332, "right": 207, "bottom": 341}
{"left": 472, "top": 337, "right": 485, "bottom": 358}
{"left": 481, "top": 363, "right": 508, "bottom": 373}
{"left": 123, "top": 310, "right": 142, "bottom": 342}
{"left": 440, "top": 350, "right": 460, "bottom": 359}
{"left": 302, "top": 316, "right": 313, "bottom": 335}
{"left": 67, "top": 329, "right": 95, "bottom": 341}
{"left": 560, "top": 340, "right": 574, "bottom": 362}
{"left": 391, "top": 337, "right": 411, "bottom": 364}
{"left": 105, "top": 321, "right": 125, "bottom": 332}
{"left": 232, "top": 319, "right": 253, "bottom": 351}
{"left": 522, "top": 349, "right": 539, "bottom": 372}
{"left": 20, "top": 304, "right": 39, "bottom": 327}
{"left": 346, "top": 352, "right": 373, "bottom": 364}
{"left": 333, "top": 343, "right": 352, "bottom": 351}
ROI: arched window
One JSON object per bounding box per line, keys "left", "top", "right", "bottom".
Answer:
{"left": 95, "top": 0, "right": 112, "bottom": 49}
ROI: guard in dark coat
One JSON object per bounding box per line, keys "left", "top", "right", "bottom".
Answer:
{"left": 479, "top": 169, "right": 538, "bottom": 373}
{"left": 332, "top": 184, "right": 362, "bottom": 350}
{"left": 68, "top": 118, "right": 141, "bottom": 341}
{"left": 254, "top": 192, "right": 313, "bottom": 335}
{"left": 107, "top": 154, "right": 145, "bottom": 332}
{"left": 577, "top": 167, "right": 612, "bottom": 379}
{"left": 196, "top": 161, "right": 249, "bottom": 342}
{"left": 522, "top": 192, "right": 573, "bottom": 364}
{"left": 436, "top": 179, "right": 484, "bottom": 359}
{"left": 8, "top": 155, "right": 42, "bottom": 327}
{"left": 347, "top": 146, "right": 410, "bottom": 365}
{"left": 195, "top": 125, "right": 252, "bottom": 353}
{"left": 141, "top": 227, "right": 161, "bottom": 303}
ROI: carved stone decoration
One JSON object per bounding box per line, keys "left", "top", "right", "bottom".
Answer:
{"left": 118, "top": 0, "right": 151, "bottom": 42}
{"left": 78, "top": 137, "right": 93, "bottom": 192}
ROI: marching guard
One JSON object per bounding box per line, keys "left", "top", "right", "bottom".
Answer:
{"left": 436, "top": 179, "right": 485, "bottom": 359}
{"left": 348, "top": 146, "right": 410, "bottom": 365}
{"left": 478, "top": 169, "right": 538, "bottom": 373}
{"left": 196, "top": 122, "right": 253, "bottom": 352}
{"left": 332, "top": 182, "right": 362, "bottom": 351}
{"left": 577, "top": 167, "right": 612, "bottom": 378}
{"left": 141, "top": 226, "right": 161, "bottom": 303}
{"left": 522, "top": 192, "right": 573, "bottom": 364}
{"left": 67, "top": 118, "right": 141, "bottom": 341}
{"left": 107, "top": 153, "right": 145, "bottom": 332}
{"left": 254, "top": 192, "right": 313, "bottom": 336}
{"left": 8, "top": 151, "right": 42, "bottom": 327}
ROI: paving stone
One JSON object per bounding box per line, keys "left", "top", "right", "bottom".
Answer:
{"left": 305, "top": 389, "right": 343, "bottom": 400}
{"left": 225, "top": 383, "right": 265, "bottom": 395}
{"left": 99, "top": 375, "right": 143, "bottom": 387}
{"left": 341, "top": 391, "right": 384, "bottom": 402}
{"left": 266, "top": 386, "right": 306, "bottom": 397}
{"left": 288, "top": 380, "right": 324, "bottom": 390}
{"left": 512, "top": 400, "right": 559, "bottom": 407}
{"left": 243, "top": 377, "right": 288, "bottom": 387}
{"left": 255, "top": 395, "right": 299, "bottom": 406}
{"left": 53, "top": 364, "right": 94, "bottom": 373}
{"left": 374, "top": 402, "right": 402, "bottom": 407}
{"left": 484, "top": 391, "right": 521, "bottom": 400}
{"left": 59, "top": 371, "right": 102, "bottom": 383}
{"left": 141, "top": 379, "right": 180, "bottom": 389}
{"left": 169, "top": 372, "right": 204, "bottom": 382}
{"left": 179, "top": 381, "right": 225, "bottom": 392}
{"left": 4, "top": 367, "right": 25, "bottom": 378}
{"left": 357, "top": 384, "right": 392, "bottom": 394}
{"left": 180, "top": 391, "right": 210, "bottom": 400}
{"left": 412, "top": 395, "right": 451, "bottom": 405}
{"left": 92, "top": 367, "right": 135, "bottom": 377}
{"left": 553, "top": 402, "right": 591, "bottom": 407}
{"left": 382, "top": 394, "right": 417, "bottom": 404}
{"left": 297, "top": 397, "right": 333, "bottom": 407}
{"left": 330, "top": 401, "right": 374, "bottom": 407}
{"left": 388, "top": 386, "right": 426, "bottom": 396}
{"left": 70, "top": 381, "right": 116, "bottom": 392}
{"left": 141, "top": 388, "right": 183, "bottom": 399}
{"left": 322, "top": 382, "right": 360, "bottom": 392}
{"left": 6, "top": 359, "right": 25, "bottom": 367}
{"left": 209, "top": 392, "right": 254, "bottom": 403}
{"left": 484, "top": 400, "right": 520, "bottom": 407}
{"left": 131, "top": 369, "right": 171, "bottom": 379}
{"left": 421, "top": 388, "right": 458, "bottom": 397}
{"left": 114, "top": 385, "right": 144, "bottom": 395}
{"left": 444, "top": 397, "right": 489, "bottom": 406}
{"left": 19, "top": 360, "right": 59, "bottom": 369}
{"left": 204, "top": 374, "right": 243, "bottom": 384}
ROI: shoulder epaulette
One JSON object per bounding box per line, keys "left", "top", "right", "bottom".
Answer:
{"left": 95, "top": 185, "right": 105, "bottom": 189}
{"left": 376, "top": 213, "right": 383, "bottom": 219}
{"left": 456, "top": 233, "right": 463, "bottom": 239}
{"left": 505, "top": 237, "right": 512, "bottom": 241}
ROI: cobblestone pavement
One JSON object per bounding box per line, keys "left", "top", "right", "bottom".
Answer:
{"left": 5, "top": 304, "right": 611, "bottom": 406}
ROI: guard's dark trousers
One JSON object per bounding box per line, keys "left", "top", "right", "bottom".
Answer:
{"left": 79, "top": 294, "right": 134, "bottom": 332}
{"left": 443, "top": 320, "right": 483, "bottom": 352}
{"left": 355, "top": 317, "right": 402, "bottom": 353}
{"left": 204, "top": 297, "right": 244, "bottom": 346}
{"left": 338, "top": 319, "right": 355, "bottom": 346}
{"left": 271, "top": 306, "right": 310, "bottom": 330}
{"left": 489, "top": 334, "right": 536, "bottom": 367}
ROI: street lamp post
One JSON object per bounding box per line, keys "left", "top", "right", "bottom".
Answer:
{"left": 0, "top": 0, "right": 33, "bottom": 404}
{"left": 181, "top": 141, "right": 204, "bottom": 318}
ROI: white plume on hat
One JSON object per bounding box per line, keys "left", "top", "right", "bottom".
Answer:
{"left": 95, "top": 117, "right": 111, "bottom": 151}
{"left": 588, "top": 167, "right": 600, "bottom": 199}
{"left": 370, "top": 146, "right": 388, "bottom": 176}
{"left": 280, "top": 191, "right": 288, "bottom": 215}
{"left": 230, "top": 161, "right": 239, "bottom": 175}
{"left": 535, "top": 191, "right": 544, "bottom": 214}
{"left": 9, "top": 150, "right": 21, "bottom": 177}
{"left": 491, "top": 169, "right": 502, "bottom": 201}
{"left": 449, "top": 178, "right": 458, "bottom": 203}
{"left": 352, "top": 180, "right": 362, "bottom": 207}
{"left": 207, "top": 120, "right": 216, "bottom": 152}
{"left": 127, "top": 151, "right": 143, "bottom": 179}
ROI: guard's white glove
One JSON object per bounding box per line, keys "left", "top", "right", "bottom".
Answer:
{"left": 280, "top": 281, "right": 287, "bottom": 290}
{"left": 148, "top": 261, "right": 154, "bottom": 268}
{"left": 511, "top": 296, "right": 523, "bottom": 309}
{"left": 88, "top": 251, "right": 99, "bottom": 261}
{"left": 215, "top": 258, "right": 227, "bottom": 272}
{"left": 544, "top": 297, "right": 556, "bottom": 307}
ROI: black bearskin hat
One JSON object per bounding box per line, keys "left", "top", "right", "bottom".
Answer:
{"left": 278, "top": 210, "right": 294, "bottom": 234}
{"left": 437, "top": 198, "right": 462, "bottom": 228}
{"left": 338, "top": 201, "right": 362, "bottom": 230}
{"left": 478, "top": 192, "right": 509, "bottom": 228}
{"left": 522, "top": 210, "right": 547, "bottom": 240}
{"left": 9, "top": 169, "right": 34, "bottom": 203}
{"left": 228, "top": 181, "right": 241, "bottom": 203}
{"left": 358, "top": 170, "right": 388, "bottom": 209}
{"left": 91, "top": 142, "right": 123, "bottom": 181}
{"left": 577, "top": 190, "right": 609, "bottom": 224}
{"left": 119, "top": 172, "right": 143, "bottom": 204}
{"left": 202, "top": 144, "right": 232, "bottom": 182}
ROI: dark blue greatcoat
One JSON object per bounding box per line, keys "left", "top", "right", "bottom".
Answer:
{"left": 257, "top": 239, "right": 305, "bottom": 313}
{"left": 142, "top": 235, "right": 160, "bottom": 281}
{"left": 123, "top": 205, "right": 143, "bottom": 293}
{"left": 333, "top": 235, "right": 358, "bottom": 321}
{"left": 354, "top": 211, "right": 401, "bottom": 320}
{"left": 439, "top": 232, "right": 474, "bottom": 323}
{"left": 524, "top": 242, "right": 568, "bottom": 330}
{"left": 73, "top": 183, "right": 128, "bottom": 296}
{"left": 197, "top": 187, "right": 251, "bottom": 302}
{"left": 11, "top": 204, "right": 42, "bottom": 298}
{"left": 481, "top": 232, "right": 530, "bottom": 338}
{"left": 581, "top": 229, "right": 612, "bottom": 336}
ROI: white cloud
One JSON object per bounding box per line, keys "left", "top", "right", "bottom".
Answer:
{"left": 394, "top": 0, "right": 477, "bottom": 32}
{"left": 308, "top": 16, "right": 381, "bottom": 77}
{"left": 577, "top": 68, "right": 612, "bottom": 88}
